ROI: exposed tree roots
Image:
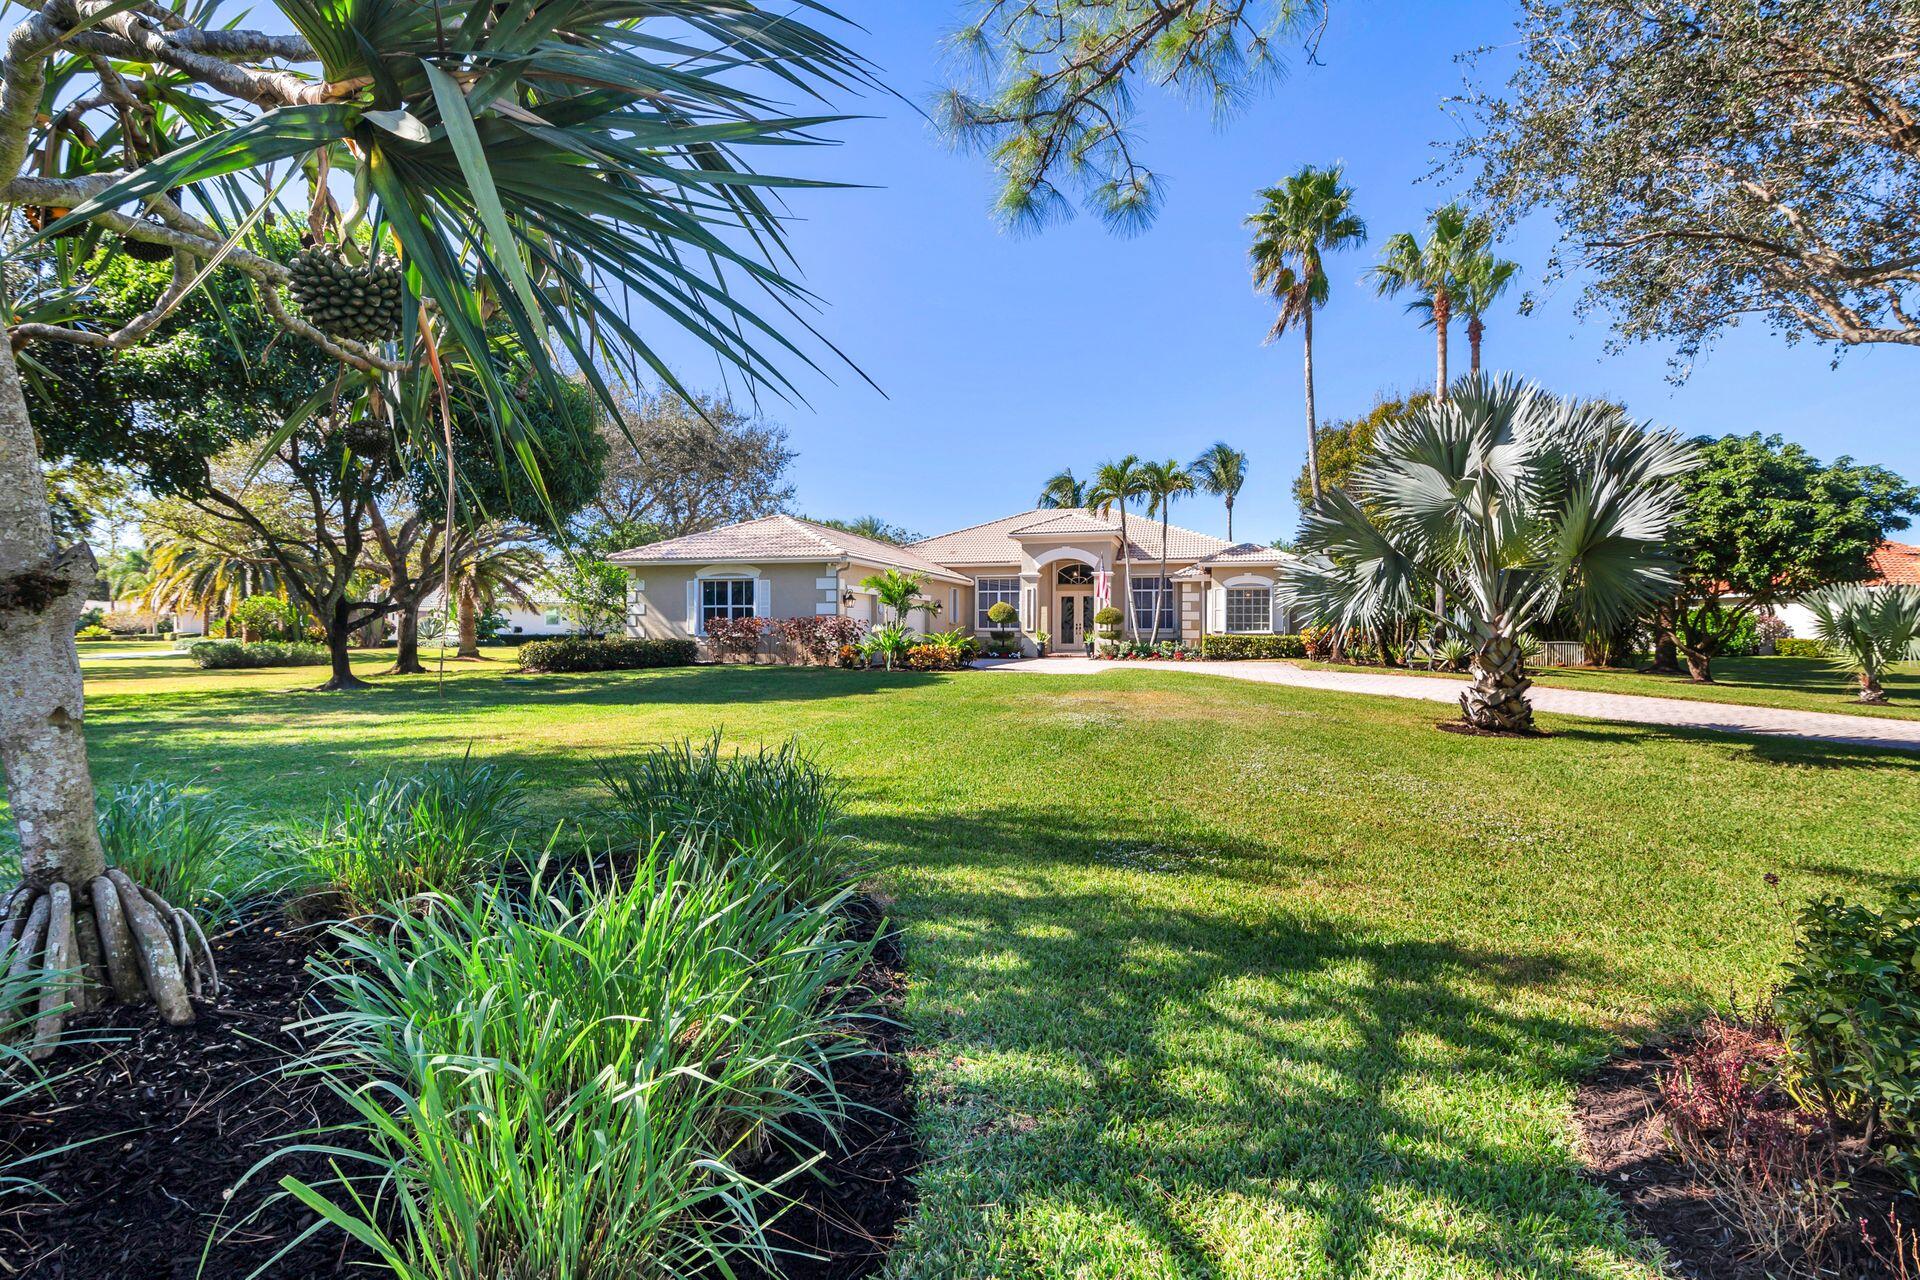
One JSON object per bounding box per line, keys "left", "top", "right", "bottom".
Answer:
{"left": 0, "top": 874, "right": 215, "bottom": 1058}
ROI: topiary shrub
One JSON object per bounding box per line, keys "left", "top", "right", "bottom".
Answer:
{"left": 189, "top": 639, "right": 329, "bottom": 669}
{"left": 1199, "top": 633, "right": 1306, "bottom": 660}
{"left": 1094, "top": 605, "right": 1124, "bottom": 642}
{"left": 518, "top": 636, "right": 698, "bottom": 673}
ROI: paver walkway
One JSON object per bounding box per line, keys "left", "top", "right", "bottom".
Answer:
{"left": 976, "top": 657, "right": 1920, "bottom": 752}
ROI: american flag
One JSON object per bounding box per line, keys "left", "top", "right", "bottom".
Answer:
{"left": 1094, "top": 569, "right": 1111, "bottom": 608}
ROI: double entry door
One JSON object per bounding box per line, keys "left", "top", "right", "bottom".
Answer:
{"left": 1055, "top": 591, "right": 1096, "bottom": 651}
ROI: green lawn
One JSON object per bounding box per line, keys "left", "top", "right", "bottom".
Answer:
{"left": 1295, "top": 653, "right": 1920, "bottom": 721}
{"left": 65, "top": 657, "right": 1920, "bottom": 1278}
{"left": 73, "top": 638, "right": 186, "bottom": 659}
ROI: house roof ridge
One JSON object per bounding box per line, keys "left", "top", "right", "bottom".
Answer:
{"left": 910, "top": 507, "right": 1062, "bottom": 547}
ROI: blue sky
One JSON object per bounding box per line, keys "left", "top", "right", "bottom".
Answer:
{"left": 623, "top": 1, "right": 1920, "bottom": 545}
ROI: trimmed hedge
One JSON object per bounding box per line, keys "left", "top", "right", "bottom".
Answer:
{"left": 189, "top": 640, "right": 328, "bottom": 669}
{"left": 1199, "top": 633, "right": 1307, "bottom": 660}
{"left": 518, "top": 636, "right": 697, "bottom": 673}
{"left": 1772, "top": 637, "right": 1827, "bottom": 658}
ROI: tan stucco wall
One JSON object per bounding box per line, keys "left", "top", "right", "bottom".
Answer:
{"left": 623, "top": 561, "right": 840, "bottom": 641}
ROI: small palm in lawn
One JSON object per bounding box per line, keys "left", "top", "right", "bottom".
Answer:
{"left": 1037, "top": 469, "right": 1087, "bottom": 509}
{"left": 1088, "top": 457, "right": 1149, "bottom": 641}
{"left": 1190, "top": 443, "right": 1248, "bottom": 542}
{"left": 1140, "top": 459, "right": 1195, "bottom": 646}
{"left": 453, "top": 545, "right": 547, "bottom": 660}
{"left": 1371, "top": 204, "right": 1485, "bottom": 400}
{"left": 1248, "top": 166, "right": 1367, "bottom": 502}
{"left": 1285, "top": 375, "right": 1696, "bottom": 734}
{"left": 859, "top": 569, "right": 939, "bottom": 628}
{"left": 1806, "top": 583, "right": 1920, "bottom": 704}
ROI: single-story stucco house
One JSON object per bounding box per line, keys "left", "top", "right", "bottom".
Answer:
{"left": 607, "top": 510, "right": 1299, "bottom": 655}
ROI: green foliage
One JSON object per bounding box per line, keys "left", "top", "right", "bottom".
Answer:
{"left": 227, "top": 594, "right": 300, "bottom": 642}
{"left": 810, "top": 515, "right": 920, "bottom": 545}
{"left": 282, "top": 833, "right": 872, "bottom": 1278}
{"left": 297, "top": 757, "right": 527, "bottom": 913}
{"left": 986, "top": 600, "right": 1019, "bottom": 630}
{"left": 95, "top": 777, "right": 253, "bottom": 915}
{"left": 597, "top": 735, "right": 848, "bottom": 906}
{"left": 858, "top": 569, "right": 939, "bottom": 625}
{"left": 74, "top": 625, "right": 111, "bottom": 641}
{"left": 1774, "top": 638, "right": 1828, "bottom": 659}
{"left": 1293, "top": 393, "right": 1433, "bottom": 509}
{"left": 1094, "top": 606, "right": 1124, "bottom": 639}
{"left": 1200, "top": 634, "right": 1307, "bottom": 660}
{"left": 857, "top": 622, "right": 914, "bottom": 671}
{"left": 517, "top": 637, "right": 696, "bottom": 674}
{"left": 1805, "top": 583, "right": 1920, "bottom": 699}
{"left": 1036, "top": 468, "right": 1087, "bottom": 509}
{"left": 540, "top": 558, "right": 628, "bottom": 638}
{"left": 1247, "top": 164, "right": 1367, "bottom": 342}
{"left": 188, "top": 640, "right": 329, "bottom": 669}
{"left": 1775, "top": 883, "right": 1920, "bottom": 1193}
{"left": 1190, "top": 443, "right": 1249, "bottom": 539}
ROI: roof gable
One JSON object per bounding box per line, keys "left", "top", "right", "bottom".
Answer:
{"left": 607, "top": 515, "right": 965, "bottom": 583}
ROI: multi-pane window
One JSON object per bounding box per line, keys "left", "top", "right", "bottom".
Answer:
{"left": 1224, "top": 587, "right": 1272, "bottom": 634}
{"left": 701, "top": 578, "right": 754, "bottom": 630}
{"left": 1130, "top": 576, "right": 1176, "bottom": 633}
{"left": 976, "top": 577, "right": 1019, "bottom": 626}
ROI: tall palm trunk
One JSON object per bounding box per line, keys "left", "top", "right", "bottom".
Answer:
{"left": 1155, "top": 511, "right": 1171, "bottom": 647}
{"left": 1466, "top": 313, "right": 1485, "bottom": 375}
{"left": 1303, "top": 306, "right": 1321, "bottom": 501}
{"left": 457, "top": 572, "right": 481, "bottom": 658}
{"left": 1117, "top": 508, "right": 1134, "bottom": 641}
{"left": 1432, "top": 288, "right": 1452, "bottom": 400}
{"left": 1224, "top": 496, "right": 1235, "bottom": 543}
{"left": 0, "top": 340, "right": 106, "bottom": 893}
{"left": 1462, "top": 633, "right": 1533, "bottom": 732}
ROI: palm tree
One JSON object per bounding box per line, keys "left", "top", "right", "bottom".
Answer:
{"left": 1190, "top": 443, "right": 1248, "bottom": 542}
{"left": 1139, "top": 459, "right": 1195, "bottom": 646}
{"left": 1087, "top": 456, "right": 1149, "bottom": 641}
{"left": 1284, "top": 375, "right": 1696, "bottom": 733}
{"left": 1456, "top": 249, "right": 1520, "bottom": 375}
{"left": 1805, "top": 583, "right": 1920, "bottom": 704}
{"left": 1037, "top": 468, "right": 1087, "bottom": 509}
{"left": 1248, "top": 165, "right": 1366, "bottom": 502}
{"left": 1370, "top": 204, "right": 1482, "bottom": 400}
{"left": 453, "top": 544, "right": 547, "bottom": 659}
{"left": 858, "top": 569, "right": 940, "bottom": 627}
{"left": 101, "top": 547, "right": 152, "bottom": 603}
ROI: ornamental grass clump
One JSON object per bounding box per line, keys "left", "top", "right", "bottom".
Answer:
{"left": 597, "top": 734, "right": 850, "bottom": 908}
{"left": 277, "top": 837, "right": 874, "bottom": 1279}
{"left": 299, "top": 757, "right": 527, "bottom": 914}
{"left": 94, "top": 777, "right": 254, "bottom": 917}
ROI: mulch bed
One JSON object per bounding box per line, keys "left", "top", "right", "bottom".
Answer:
{"left": 1576, "top": 1042, "right": 1920, "bottom": 1279}
{"left": 0, "top": 916, "right": 371, "bottom": 1280}
{"left": 0, "top": 899, "right": 920, "bottom": 1280}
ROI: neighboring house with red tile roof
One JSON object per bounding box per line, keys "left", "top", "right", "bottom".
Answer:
{"left": 1770, "top": 540, "right": 1920, "bottom": 640}
{"left": 611, "top": 509, "right": 1301, "bottom": 654}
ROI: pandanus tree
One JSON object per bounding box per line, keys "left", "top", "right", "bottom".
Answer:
{"left": 1284, "top": 375, "right": 1695, "bottom": 733}
{"left": 0, "top": 0, "right": 869, "bottom": 1049}
{"left": 1805, "top": 583, "right": 1920, "bottom": 704}
{"left": 1247, "top": 165, "right": 1365, "bottom": 501}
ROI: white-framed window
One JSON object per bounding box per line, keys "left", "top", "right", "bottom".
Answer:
{"left": 976, "top": 577, "right": 1019, "bottom": 626}
{"left": 1130, "top": 576, "right": 1175, "bottom": 632}
{"left": 1225, "top": 587, "right": 1272, "bottom": 633}
{"left": 543, "top": 609, "right": 562, "bottom": 626}
{"left": 701, "top": 578, "right": 755, "bottom": 628}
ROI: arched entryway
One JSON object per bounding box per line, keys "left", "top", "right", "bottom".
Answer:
{"left": 1053, "top": 561, "right": 1096, "bottom": 652}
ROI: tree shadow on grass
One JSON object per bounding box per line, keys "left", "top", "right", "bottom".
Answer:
{"left": 854, "top": 803, "right": 1676, "bottom": 1278}
{"left": 1546, "top": 723, "right": 1920, "bottom": 771}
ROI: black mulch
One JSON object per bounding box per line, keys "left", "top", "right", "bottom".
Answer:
{"left": 1577, "top": 1042, "right": 1920, "bottom": 1279}
{"left": 0, "top": 899, "right": 920, "bottom": 1280}
{"left": 0, "top": 916, "right": 371, "bottom": 1280}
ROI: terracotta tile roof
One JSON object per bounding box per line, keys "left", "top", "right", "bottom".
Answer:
{"left": 1171, "top": 543, "right": 1297, "bottom": 579}
{"left": 607, "top": 515, "right": 967, "bottom": 583}
{"left": 910, "top": 507, "right": 1232, "bottom": 567}
{"left": 1870, "top": 540, "right": 1920, "bottom": 587}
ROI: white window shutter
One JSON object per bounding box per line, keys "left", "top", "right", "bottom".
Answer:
{"left": 1271, "top": 589, "right": 1287, "bottom": 634}
{"left": 1209, "top": 583, "right": 1226, "bottom": 632}
{"left": 753, "top": 578, "right": 771, "bottom": 618}
{"left": 686, "top": 581, "right": 699, "bottom": 634}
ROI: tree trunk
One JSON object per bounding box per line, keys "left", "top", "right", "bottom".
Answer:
{"left": 1118, "top": 509, "right": 1133, "bottom": 642}
{"left": 1224, "top": 497, "right": 1234, "bottom": 544}
{"left": 1461, "top": 634, "right": 1533, "bottom": 733}
{"left": 318, "top": 600, "right": 371, "bottom": 691}
{"left": 1467, "top": 313, "right": 1484, "bottom": 375}
{"left": 1684, "top": 645, "right": 1715, "bottom": 683}
{"left": 390, "top": 605, "right": 426, "bottom": 675}
{"left": 1433, "top": 289, "right": 1452, "bottom": 400}
{"left": 1303, "top": 307, "right": 1321, "bottom": 502}
{"left": 457, "top": 573, "right": 481, "bottom": 658}
{"left": 1649, "top": 603, "right": 1682, "bottom": 674}
{"left": 0, "top": 341, "right": 107, "bottom": 892}
{"left": 1860, "top": 672, "right": 1889, "bottom": 704}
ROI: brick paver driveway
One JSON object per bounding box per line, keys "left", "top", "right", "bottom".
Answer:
{"left": 976, "top": 657, "right": 1920, "bottom": 752}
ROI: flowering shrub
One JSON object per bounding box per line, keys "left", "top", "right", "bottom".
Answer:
{"left": 1661, "top": 1010, "right": 1847, "bottom": 1265}
{"left": 101, "top": 609, "right": 157, "bottom": 635}
{"left": 704, "top": 616, "right": 767, "bottom": 662}
{"left": 775, "top": 615, "right": 867, "bottom": 665}
{"left": 1757, "top": 611, "right": 1792, "bottom": 649}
